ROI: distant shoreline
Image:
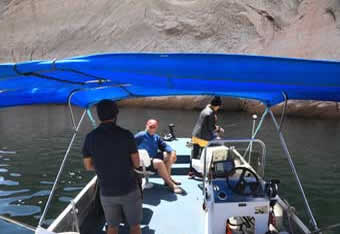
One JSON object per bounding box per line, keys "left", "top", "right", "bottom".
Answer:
{"left": 118, "top": 96, "right": 340, "bottom": 119}
{"left": 2, "top": 96, "right": 338, "bottom": 119}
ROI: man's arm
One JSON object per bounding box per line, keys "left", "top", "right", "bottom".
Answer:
{"left": 207, "top": 112, "right": 217, "bottom": 133}
{"left": 208, "top": 113, "right": 224, "bottom": 134}
{"left": 82, "top": 134, "right": 95, "bottom": 171}
{"left": 83, "top": 157, "right": 95, "bottom": 171}
{"left": 134, "top": 132, "right": 143, "bottom": 146}
{"left": 157, "top": 136, "right": 174, "bottom": 153}
{"left": 129, "top": 131, "right": 140, "bottom": 168}
{"left": 130, "top": 152, "right": 140, "bottom": 169}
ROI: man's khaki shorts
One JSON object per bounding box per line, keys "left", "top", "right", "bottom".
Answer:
{"left": 100, "top": 188, "right": 142, "bottom": 227}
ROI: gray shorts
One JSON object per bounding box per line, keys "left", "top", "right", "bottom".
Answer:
{"left": 100, "top": 188, "right": 142, "bottom": 227}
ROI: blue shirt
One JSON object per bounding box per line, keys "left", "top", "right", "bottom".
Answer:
{"left": 135, "top": 131, "right": 173, "bottom": 158}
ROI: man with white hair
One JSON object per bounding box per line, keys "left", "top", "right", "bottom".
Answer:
{"left": 135, "top": 119, "right": 182, "bottom": 193}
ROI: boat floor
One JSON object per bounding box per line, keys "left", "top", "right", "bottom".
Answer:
{"left": 96, "top": 175, "right": 205, "bottom": 234}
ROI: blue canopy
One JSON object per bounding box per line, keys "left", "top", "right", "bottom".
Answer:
{"left": 0, "top": 53, "right": 340, "bottom": 108}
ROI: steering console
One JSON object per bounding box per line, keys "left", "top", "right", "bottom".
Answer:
{"left": 226, "top": 167, "right": 260, "bottom": 196}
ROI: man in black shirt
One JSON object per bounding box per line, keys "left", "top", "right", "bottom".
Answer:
{"left": 189, "top": 96, "right": 224, "bottom": 176}
{"left": 192, "top": 96, "right": 224, "bottom": 142}
{"left": 83, "top": 100, "right": 142, "bottom": 234}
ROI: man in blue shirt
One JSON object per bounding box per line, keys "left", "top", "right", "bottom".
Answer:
{"left": 135, "top": 119, "right": 182, "bottom": 193}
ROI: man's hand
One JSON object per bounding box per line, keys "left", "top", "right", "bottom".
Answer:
{"left": 216, "top": 125, "right": 224, "bottom": 134}
{"left": 130, "top": 152, "right": 140, "bottom": 169}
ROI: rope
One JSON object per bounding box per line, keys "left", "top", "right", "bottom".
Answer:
{"left": 71, "top": 200, "right": 80, "bottom": 233}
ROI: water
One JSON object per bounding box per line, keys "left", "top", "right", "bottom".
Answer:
{"left": 0, "top": 105, "right": 339, "bottom": 233}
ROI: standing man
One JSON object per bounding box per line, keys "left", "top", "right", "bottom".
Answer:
{"left": 83, "top": 99, "right": 142, "bottom": 234}
{"left": 189, "top": 96, "right": 224, "bottom": 176}
{"left": 135, "top": 119, "right": 182, "bottom": 193}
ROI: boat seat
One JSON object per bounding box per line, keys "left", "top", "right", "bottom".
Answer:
{"left": 134, "top": 149, "right": 155, "bottom": 189}
{"left": 192, "top": 145, "right": 229, "bottom": 175}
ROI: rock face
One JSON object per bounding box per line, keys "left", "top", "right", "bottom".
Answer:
{"left": 119, "top": 96, "right": 243, "bottom": 111}
{"left": 241, "top": 100, "right": 340, "bottom": 119}
{"left": 1, "top": 0, "right": 340, "bottom": 118}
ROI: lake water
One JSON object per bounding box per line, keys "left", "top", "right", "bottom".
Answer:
{"left": 0, "top": 105, "right": 339, "bottom": 233}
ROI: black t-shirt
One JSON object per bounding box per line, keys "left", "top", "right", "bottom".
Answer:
{"left": 82, "top": 122, "right": 138, "bottom": 196}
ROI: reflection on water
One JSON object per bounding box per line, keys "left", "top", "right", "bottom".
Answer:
{"left": 0, "top": 105, "right": 339, "bottom": 233}
{"left": 0, "top": 176, "right": 19, "bottom": 186}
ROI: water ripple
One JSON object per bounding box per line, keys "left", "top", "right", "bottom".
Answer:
{"left": 0, "top": 189, "right": 30, "bottom": 197}
{"left": 0, "top": 177, "right": 19, "bottom": 186}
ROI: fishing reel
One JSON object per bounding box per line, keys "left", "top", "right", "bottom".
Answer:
{"left": 163, "top": 123, "right": 177, "bottom": 141}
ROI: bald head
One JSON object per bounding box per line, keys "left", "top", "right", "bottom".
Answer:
{"left": 146, "top": 119, "right": 159, "bottom": 135}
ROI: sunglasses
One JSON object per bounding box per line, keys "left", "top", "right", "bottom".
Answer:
{"left": 149, "top": 125, "right": 158, "bottom": 129}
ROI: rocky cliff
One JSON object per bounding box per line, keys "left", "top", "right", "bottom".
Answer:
{"left": 1, "top": 0, "right": 340, "bottom": 118}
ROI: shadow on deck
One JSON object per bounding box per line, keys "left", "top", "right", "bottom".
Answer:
{"left": 93, "top": 176, "right": 204, "bottom": 234}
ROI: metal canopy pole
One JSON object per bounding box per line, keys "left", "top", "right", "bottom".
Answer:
{"left": 68, "top": 89, "right": 82, "bottom": 130}
{"left": 203, "top": 146, "right": 207, "bottom": 197}
{"left": 67, "top": 84, "right": 131, "bottom": 129}
{"left": 248, "top": 114, "right": 258, "bottom": 163}
{"left": 38, "top": 109, "right": 87, "bottom": 227}
{"left": 242, "top": 107, "right": 269, "bottom": 159}
{"left": 279, "top": 92, "right": 288, "bottom": 132}
{"left": 269, "top": 110, "right": 319, "bottom": 230}
{"left": 86, "top": 108, "right": 97, "bottom": 129}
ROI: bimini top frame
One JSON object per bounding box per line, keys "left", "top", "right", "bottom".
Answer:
{"left": 38, "top": 88, "right": 99, "bottom": 228}
{"left": 2, "top": 53, "right": 340, "bottom": 109}
{"left": 37, "top": 91, "right": 320, "bottom": 233}
{"left": 2, "top": 53, "right": 340, "bottom": 233}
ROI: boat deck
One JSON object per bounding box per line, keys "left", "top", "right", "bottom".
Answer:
{"left": 3, "top": 136, "right": 312, "bottom": 234}
{"left": 96, "top": 138, "right": 205, "bottom": 234}
{"left": 101, "top": 176, "right": 204, "bottom": 234}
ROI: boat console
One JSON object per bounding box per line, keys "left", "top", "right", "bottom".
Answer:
{"left": 211, "top": 162, "right": 264, "bottom": 203}
{"left": 203, "top": 143, "right": 273, "bottom": 234}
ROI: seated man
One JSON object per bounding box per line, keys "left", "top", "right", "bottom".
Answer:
{"left": 135, "top": 119, "right": 182, "bottom": 193}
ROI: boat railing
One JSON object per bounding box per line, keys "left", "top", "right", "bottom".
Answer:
{"left": 231, "top": 147, "right": 264, "bottom": 177}
{"left": 239, "top": 103, "right": 319, "bottom": 231}
{"left": 202, "top": 138, "right": 267, "bottom": 199}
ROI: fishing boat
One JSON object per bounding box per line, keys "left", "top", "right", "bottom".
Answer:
{"left": 1, "top": 53, "right": 340, "bottom": 234}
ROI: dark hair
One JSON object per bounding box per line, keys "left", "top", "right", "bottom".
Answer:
{"left": 96, "top": 99, "right": 119, "bottom": 122}
{"left": 210, "top": 96, "right": 222, "bottom": 107}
